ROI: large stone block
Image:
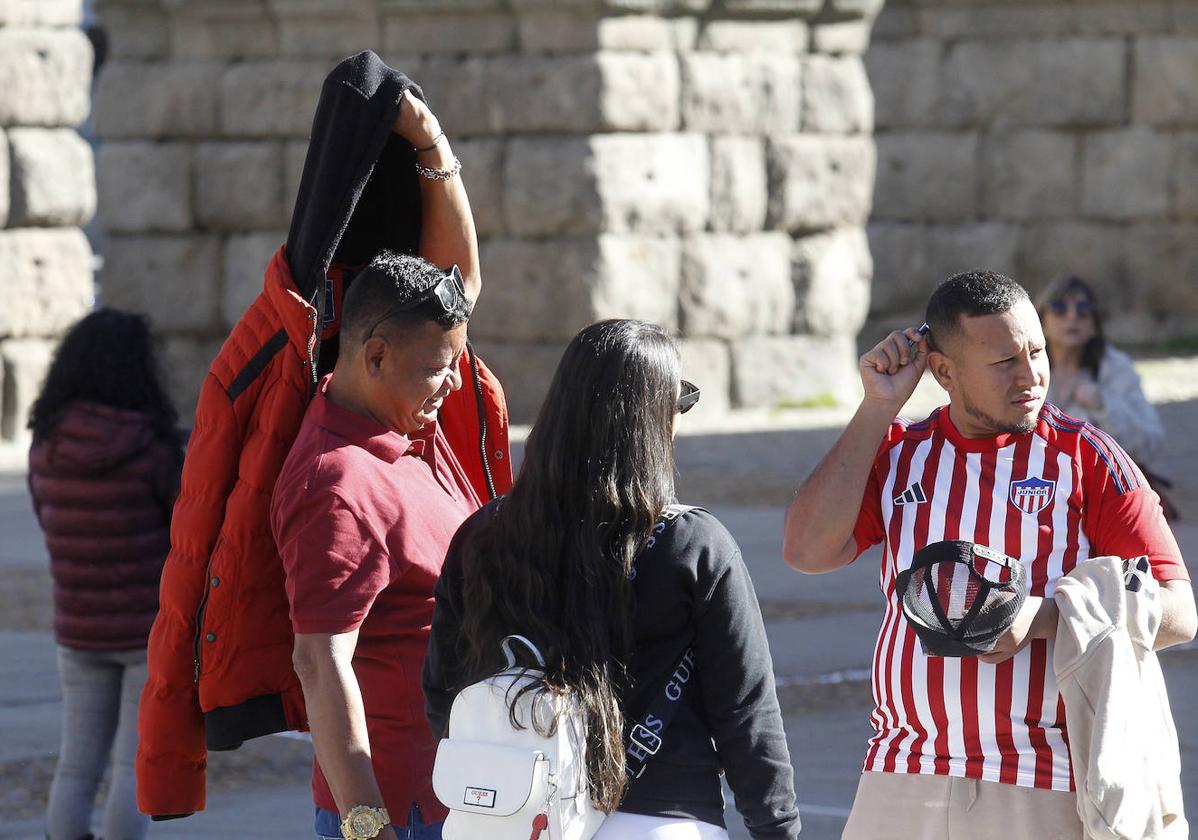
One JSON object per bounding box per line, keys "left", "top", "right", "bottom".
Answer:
{"left": 195, "top": 142, "right": 286, "bottom": 231}
{"left": 222, "top": 232, "right": 284, "bottom": 328}
{"left": 1123, "top": 223, "right": 1198, "bottom": 323}
{"left": 709, "top": 136, "right": 767, "bottom": 233}
{"left": 767, "top": 135, "right": 874, "bottom": 232}
{"left": 593, "top": 134, "right": 708, "bottom": 234}
{"left": 720, "top": 0, "right": 822, "bottom": 16}
{"left": 278, "top": 15, "right": 377, "bottom": 58}
{"left": 731, "top": 334, "right": 858, "bottom": 409}
{"left": 0, "top": 229, "right": 92, "bottom": 340}
{"left": 940, "top": 39, "right": 1125, "bottom": 128}
{"left": 220, "top": 62, "right": 329, "bottom": 138}
{"left": 866, "top": 38, "right": 940, "bottom": 130}
{"left": 99, "top": 236, "right": 222, "bottom": 333}
{"left": 1175, "top": 133, "right": 1198, "bottom": 218}
{"left": 96, "top": 142, "right": 191, "bottom": 233}
{"left": 502, "top": 137, "right": 599, "bottom": 236}
{"left": 0, "top": 0, "right": 83, "bottom": 26}
{"left": 1081, "top": 129, "right": 1171, "bottom": 220}
{"left": 915, "top": 3, "right": 1167, "bottom": 38}
{"left": 680, "top": 52, "right": 800, "bottom": 134}
{"left": 982, "top": 130, "right": 1077, "bottom": 220}
{"left": 456, "top": 138, "right": 505, "bottom": 237}
{"left": 384, "top": 11, "right": 516, "bottom": 53}
{"left": 0, "top": 338, "right": 53, "bottom": 443}
{"left": 284, "top": 139, "right": 310, "bottom": 213}
{"left": 696, "top": 20, "right": 808, "bottom": 52}
{"left": 924, "top": 223, "right": 1020, "bottom": 284}
{"left": 467, "top": 340, "right": 563, "bottom": 425}
{"left": 167, "top": 4, "right": 278, "bottom": 60}
{"left": 792, "top": 228, "right": 873, "bottom": 337}
{"left": 872, "top": 132, "right": 976, "bottom": 222}
{"left": 419, "top": 56, "right": 500, "bottom": 136}
{"left": 94, "top": 62, "right": 222, "bottom": 139}
{"left": 516, "top": 12, "right": 697, "bottom": 52}
{"left": 802, "top": 55, "right": 873, "bottom": 134}
{"left": 1134, "top": 38, "right": 1198, "bottom": 125}
{"left": 0, "top": 131, "right": 8, "bottom": 228}
{"left": 1016, "top": 222, "right": 1125, "bottom": 293}
{"left": 812, "top": 20, "right": 873, "bottom": 55}
{"left": 679, "top": 233, "right": 793, "bottom": 339}
{"left": 867, "top": 222, "right": 932, "bottom": 317}
{"left": 0, "top": 29, "right": 92, "bottom": 128}
{"left": 676, "top": 338, "right": 731, "bottom": 418}
{"left": 6, "top": 128, "right": 95, "bottom": 228}
{"left": 470, "top": 235, "right": 680, "bottom": 342}
{"left": 92, "top": 2, "right": 169, "bottom": 60}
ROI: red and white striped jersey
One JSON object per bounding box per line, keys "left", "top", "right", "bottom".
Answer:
{"left": 852, "top": 403, "right": 1188, "bottom": 791}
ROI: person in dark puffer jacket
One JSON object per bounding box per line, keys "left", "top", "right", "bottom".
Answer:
{"left": 27, "top": 309, "right": 183, "bottom": 840}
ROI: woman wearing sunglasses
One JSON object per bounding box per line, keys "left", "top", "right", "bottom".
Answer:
{"left": 1037, "top": 275, "right": 1175, "bottom": 518}
{"left": 423, "top": 319, "right": 801, "bottom": 839}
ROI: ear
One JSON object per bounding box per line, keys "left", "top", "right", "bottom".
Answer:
{"left": 927, "top": 350, "right": 956, "bottom": 394}
{"left": 361, "top": 335, "right": 388, "bottom": 379}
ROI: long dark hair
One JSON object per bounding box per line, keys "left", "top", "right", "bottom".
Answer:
{"left": 1036, "top": 275, "right": 1107, "bottom": 377}
{"left": 458, "top": 319, "right": 680, "bottom": 811}
{"left": 28, "top": 308, "right": 178, "bottom": 443}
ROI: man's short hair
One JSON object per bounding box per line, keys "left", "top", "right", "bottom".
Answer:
{"left": 341, "top": 250, "right": 472, "bottom": 345}
{"left": 924, "top": 270, "right": 1030, "bottom": 353}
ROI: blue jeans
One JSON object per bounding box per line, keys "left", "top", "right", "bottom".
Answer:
{"left": 315, "top": 804, "right": 442, "bottom": 840}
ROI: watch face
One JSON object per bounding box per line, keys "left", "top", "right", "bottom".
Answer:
{"left": 348, "top": 808, "right": 382, "bottom": 838}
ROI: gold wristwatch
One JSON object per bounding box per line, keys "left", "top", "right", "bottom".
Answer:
{"left": 341, "top": 805, "right": 390, "bottom": 840}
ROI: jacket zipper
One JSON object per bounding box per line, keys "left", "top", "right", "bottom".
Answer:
{"left": 306, "top": 308, "right": 319, "bottom": 394}
{"left": 192, "top": 537, "right": 222, "bottom": 684}
{"left": 466, "top": 342, "right": 497, "bottom": 500}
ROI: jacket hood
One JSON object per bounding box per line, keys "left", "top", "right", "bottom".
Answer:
{"left": 285, "top": 50, "right": 425, "bottom": 311}
{"left": 37, "top": 402, "right": 156, "bottom": 474}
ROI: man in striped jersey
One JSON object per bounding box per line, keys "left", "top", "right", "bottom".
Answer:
{"left": 784, "top": 271, "right": 1195, "bottom": 839}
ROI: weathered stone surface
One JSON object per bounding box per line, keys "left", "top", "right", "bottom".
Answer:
{"left": 697, "top": 20, "right": 808, "bottom": 52}
{"left": 720, "top": 0, "right": 822, "bottom": 16}
{"left": 872, "top": 132, "right": 975, "bottom": 222}
{"left": 516, "top": 12, "right": 697, "bottom": 51}
{"left": 0, "top": 131, "right": 8, "bottom": 228}
{"left": 680, "top": 52, "right": 800, "bottom": 134}
{"left": 676, "top": 338, "right": 731, "bottom": 418}
{"left": 6, "top": 128, "right": 95, "bottom": 227}
{"left": 419, "top": 56, "right": 500, "bottom": 136}
{"left": 96, "top": 142, "right": 191, "bottom": 233}
{"left": 802, "top": 55, "right": 873, "bottom": 134}
{"left": 168, "top": 5, "right": 278, "bottom": 60}
{"left": 592, "top": 51, "right": 681, "bottom": 132}
{"left": 1134, "top": 38, "right": 1198, "bottom": 125}
{"left": 731, "top": 334, "right": 858, "bottom": 409}
{"left": 915, "top": 3, "right": 1166, "bottom": 38}
{"left": 278, "top": 15, "right": 377, "bottom": 57}
{"left": 468, "top": 340, "right": 564, "bottom": 424}
{"left": 871, "top": 3, "right": 918, "bottom": 40}
{"left": 679, "top": 233, "right": 793, "bottom": 339}
{"left": 220, "top": 62, "right": 328, "bottom": 138}
{"left": 828, "top": 0, "right": 884, "bottom": 16}
{"left": 982, "top": 130, "right": 1077, "bottom": 220}
{"left": 0, "top": 29, "right": 92, "bottom": 128}
{"left": 162, "top": 336, "right": 223, "bottom": 425}
{"left": 195, "top": 143, "right": 286, "bottom": 231}
{"left": 940, "top": 39, "right": 1125, "bottom": 128}
{"left": 767, "top": 135, "right": 875, "bottom": 232}
{"left": 99, "top": 236, "right": 222, "bottom": 333}
{"left": 924, "top": 222, "right": 1020, "bottom": 284}
{"left": 284, "top": 139, "right": 309, "bottom": 213}
{"left": 0, "top": 0, "right": 83, "bottom": 26}
{"left": 792, "top": 228, "right": 873, "bottom": 337}
{"left": 384, "top": 11, "right": 516, "bottom": 53}
{"left": 1121, "top": 225, "right": 1198, "bottom": 336}
{"left": 865, "top": 38, "right": 940, "bottom": 130}
{"left": 593, "top": 134, "right": 709, "bottom": 234}
{"left": 709, "top": 136, "right": 767, "bottom": 233}
{"left": 94, "top": 62, "right": 222, "bottom": 139}
{"left": 1175, "top": 133, "right": 1198, "bottom": 218}
{"left": 1016, "top": 222, "right": 1125, "bottom": 296}
{"left": 502, "top": 137, "right": 599, "bottom": 236}
{"left": 92, "top": 2, "right": 169, "bottom": 59}
{"left": 222, "top": 232, "right": 283, "bottom": 328}
{"left": 470, "top": 236, "right": 680, "bottom": 342}
{"left": 1081, "top": 129, "right": 1171, "bottom": 220}
{"left": 867, "top": 222, "right": 931, "bottom": 317}
{"left": 0, "top": 338, "right": 53, "bottom": 443}
{"left": 0, "top": 228, "right": 93, "bottom": 339}
{"left": 812, "top": 19, "right": 873, "bottom": 55}
{"left": 456, "top": 138, "right": 505, "bottom": 237}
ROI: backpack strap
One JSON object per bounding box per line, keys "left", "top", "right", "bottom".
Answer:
{"left": 624, "top": 504, "right": 699, "bottom": 781}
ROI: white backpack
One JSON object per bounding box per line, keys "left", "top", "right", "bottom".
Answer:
{"left": 432, "top": 635, "right": 607, "bottom": 840}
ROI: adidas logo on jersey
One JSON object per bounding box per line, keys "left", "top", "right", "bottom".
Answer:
{"left": 893, "top": 482, "right": 927, "bottom": 506}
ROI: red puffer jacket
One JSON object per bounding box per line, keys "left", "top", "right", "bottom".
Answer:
{"left": 135, "top": 53, "right": 512, "bottom": 818}
{"left": 28, "top": 402, "right": 182, "bottom": 651}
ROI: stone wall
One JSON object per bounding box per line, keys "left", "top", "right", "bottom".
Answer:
{"left": 0, "top": 1, "right": 94, "bottom": 449}
{"left": 93, "top": 0, "right": 882, "bottom": 423}
{"left": 866, "top": 0, "right": 1198, "bottom": 346}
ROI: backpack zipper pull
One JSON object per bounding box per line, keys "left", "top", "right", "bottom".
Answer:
{"left": 528, "top": 812, "right": 548, "bottom": 840}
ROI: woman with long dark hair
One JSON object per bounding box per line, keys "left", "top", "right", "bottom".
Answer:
{"left": 424, "top": 319, "right": 800, "bottom": 839}
{"left": 28, "top": 308, "right": 183, "bottom": 840}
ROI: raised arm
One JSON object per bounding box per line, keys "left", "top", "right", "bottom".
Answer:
{"left": 393, "top": 90, "right": 481, "bottom": 303}
{"left": 783, "top": 328, "right": 927, "bottom": 573}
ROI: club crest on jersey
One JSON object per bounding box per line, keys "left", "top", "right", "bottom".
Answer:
{"left": 1009, "top": 475, "right": 1055, "bottom": 515}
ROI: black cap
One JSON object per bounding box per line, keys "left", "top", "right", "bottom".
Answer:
{"left": 896, "top": 540, "right": 1028, "bottom": 657}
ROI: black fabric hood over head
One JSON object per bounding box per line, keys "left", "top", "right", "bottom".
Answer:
{"left": 285, "top": 50, "right": 424, "bottom": 314}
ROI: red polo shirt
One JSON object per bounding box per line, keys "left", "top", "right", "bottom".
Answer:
{"left": 271, "top": 374, "right": 481, "bottom": 820}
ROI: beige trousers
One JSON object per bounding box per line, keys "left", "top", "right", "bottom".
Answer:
{"left": 841, "top": 771, "right": 1083, "bottom": 840}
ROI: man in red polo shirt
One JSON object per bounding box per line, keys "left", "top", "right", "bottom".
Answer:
{"left": 271, "top": 90, "right": 482, "bottom": 840}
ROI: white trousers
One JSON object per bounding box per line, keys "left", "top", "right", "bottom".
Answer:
{"left": 593, "top": 812, "right": 731, "bottom": 839}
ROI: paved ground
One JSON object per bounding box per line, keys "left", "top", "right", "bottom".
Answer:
{"left": 3, "top": 381, "right": 1198, "bottom": 839}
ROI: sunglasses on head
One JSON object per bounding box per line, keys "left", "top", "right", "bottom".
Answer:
{"left": 1049, "top": 298, "right": 1093, "bottom": 318}
{"left": 677, "top": 380, "right": 700, "bottom": 414}
{"left": 363, "top": 265, "right": 465, "bottom": 343}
